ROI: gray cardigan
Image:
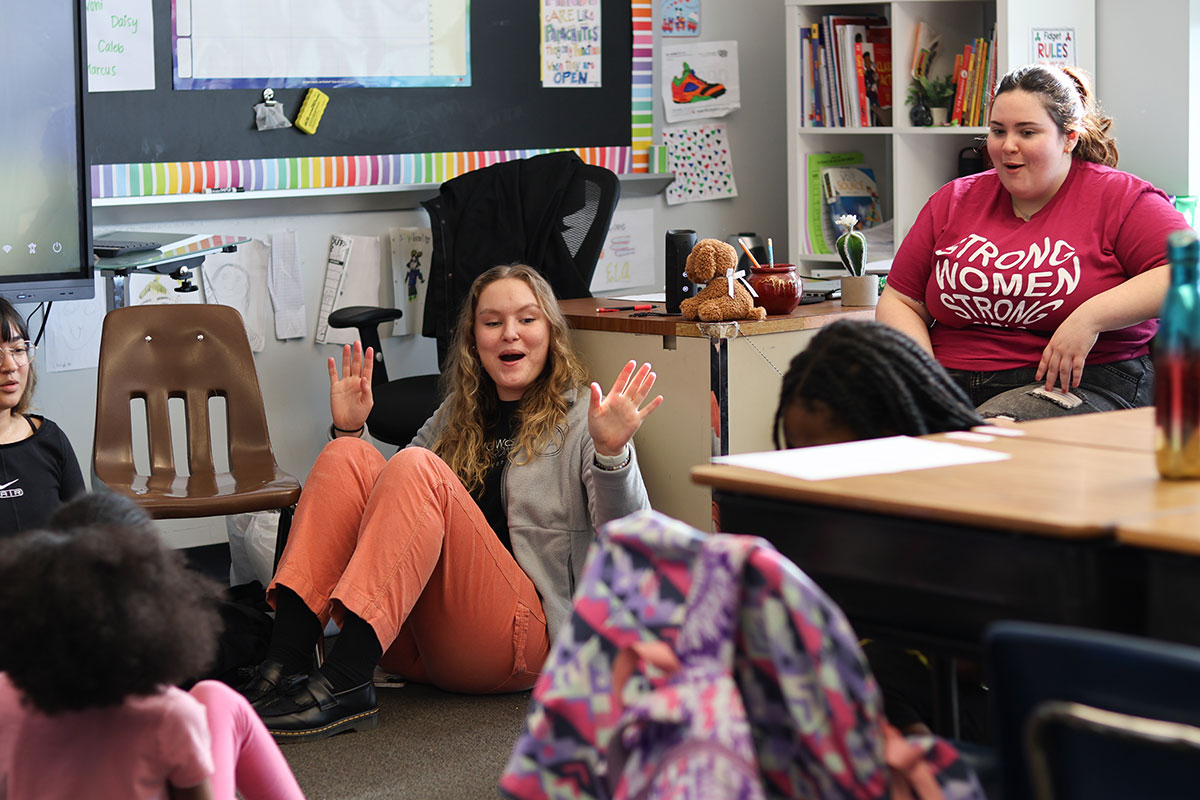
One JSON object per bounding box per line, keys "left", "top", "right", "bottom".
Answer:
{"left": 409, "top": 388, "right": 651, "bottom": 641}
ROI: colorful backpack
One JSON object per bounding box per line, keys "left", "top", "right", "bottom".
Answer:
{"left": 499, "top": 510, "right": 984, "bottom": 800}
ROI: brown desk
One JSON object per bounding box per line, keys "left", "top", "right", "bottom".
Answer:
{"left": 561, "top": 298, "right": 872, "bottom": 529}
{"left": 989, "top": 407, "right": 1154, "bottom": 453}
{"left": 690, "top": 418, "right": 1200, "bottom": 657}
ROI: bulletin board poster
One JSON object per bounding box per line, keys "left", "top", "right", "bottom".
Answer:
{"left": 172, "top": 0, "right": 471, "bottom": 89}
{"left": 87, "top": 0, "right": 156, "bottom": 92}
{"left": 541, "top": 0, "right": 602, "bottom": 88}
{"left": 591, "top": 208, "right": 653, "bottom": 292}
{"left": 1031, "top": 28, "right": 1076, "bottom": 67}
{"left": 660, "top": 0, "right": 699, "bottom": 38}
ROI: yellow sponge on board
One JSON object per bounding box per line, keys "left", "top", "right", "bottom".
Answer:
{"left": 295, "top": 88, "right": 329, "bottom": 134}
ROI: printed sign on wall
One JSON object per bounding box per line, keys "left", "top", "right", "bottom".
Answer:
{"left": 541, "top": 0, "right": 602, "bottom": 88}
{"left": 1031, "top": 28, "right": 1076, "bottom": 67}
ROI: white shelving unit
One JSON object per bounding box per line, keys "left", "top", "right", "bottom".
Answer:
{"left": 785, "top": 0, "right": 1095, "bottom": 275}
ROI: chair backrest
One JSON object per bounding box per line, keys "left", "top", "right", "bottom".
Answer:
{"left": 93, "top": 304, "right": 281, "bottom": 491}
{"left": 986, "top": 621, "right": 1200, "bottom": 800}
{"left": 559, "top": 163, "right": 621, "bottom": 294}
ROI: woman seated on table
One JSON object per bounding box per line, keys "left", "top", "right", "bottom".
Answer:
{"left": 240, "top": 264, "right": 663, "bottom": 741}
{"left": 774, "top": 319, "right": 990, "bottom": 738}
{"left": 877, "top": 64, "right": 1191, "bottom": 422}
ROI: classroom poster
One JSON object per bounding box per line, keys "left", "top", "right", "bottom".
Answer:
{"left": 202, "top": 238, "right": 270, "bottom": 352}
{"left": 590, "top": 209, "right": 654, "bottom": 293}
{"left": 389, "top": 227, "right": 432, "bottom": 336}
{"left": 86, "top": 0, "right": 155, "bottom": 92}
{"left": 128, "top": 274, "right": 204, "bottom": 306}
{"left": 663, "top": 122, "right": 738, "bottom": 206}
{"left": 660, "top": 0, "right": 700, "bottom": 38}
{"left": 661, "top": 40, "right": 739, "bottom": 123}
{"left": 1031, "top": 28, "right": 1076, "bottom": 67}
{"left": 43, "top": 276, "right": 106, "bottom": 373}
{"left": 540, "top": 0, "right": 602, "bottom": 88}
{"left": 173, "top": 0, "right": 469, "bottom": 89}
{"left": 315, "top": 234, "right": 384, "bottom": 346}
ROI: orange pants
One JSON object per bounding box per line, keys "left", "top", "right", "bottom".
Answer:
{"left": 269, "top": 438, "right": 550, "bottom": 693}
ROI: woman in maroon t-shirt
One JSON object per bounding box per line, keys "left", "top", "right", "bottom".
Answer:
{"left": 878, "top": 64, "right": 1189, "bottom": 421}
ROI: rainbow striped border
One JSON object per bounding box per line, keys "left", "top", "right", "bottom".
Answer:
{"left": 93, "top": 0, "right": 655, "bottom": 199}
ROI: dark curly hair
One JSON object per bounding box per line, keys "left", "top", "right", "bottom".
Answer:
{"left": 773, "top": 320, "right": 984, "bottom": 448}
{"left": 0, "top": 493, "right": 223, "bottom": 714}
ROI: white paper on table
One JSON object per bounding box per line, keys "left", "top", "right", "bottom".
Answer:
{"left": 590, "top": 209, "right": 654, "bottom": 293}
{"left": 713, "top": 436, "right": 1010, "bottom": 481}
{"left": 43, "top": 275, "right": 107, "bottom": 373}
{"left": 86, "top": 0, "right": 155, "bottom": 92}
{"left": 315, "top": 234, "right": 383, "bottom": 345}
{"left": 389, "top": 227, "right": 432, "bottom": 336}
{"left": 128, "top": 274, "right": 204, "bottom": 306}
{"left": 201, "top": 239, "right": 269, "bottom": 352}
{"left": 268, "top": 231, "right": 306, "bottom": 340}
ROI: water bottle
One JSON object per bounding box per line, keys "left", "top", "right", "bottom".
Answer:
{"left": 1155, "top": 228, "right": 1200, "bottom": 478}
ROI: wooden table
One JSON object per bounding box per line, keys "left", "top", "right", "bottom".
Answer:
{"left": 990, "top": 406, "right": 1155, "bottom": 453}
{"left": 691, "top": 413, "right": 1200, "bottom": 655}
{"left": 561, "top": 298, "right": 873, "bottom": 529}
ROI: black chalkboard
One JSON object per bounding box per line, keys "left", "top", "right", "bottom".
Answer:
{"left": 87, "top": 0, "right": 632, "bottom": 165}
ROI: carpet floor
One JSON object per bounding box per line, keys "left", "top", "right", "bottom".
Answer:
{"left": 279, "top": 683, "right": 531, "bottom": 799}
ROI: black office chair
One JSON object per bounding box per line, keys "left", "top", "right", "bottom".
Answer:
{"left": 986, "top": 621, "right": 1200, "bottom": 800}
{"left": 329, "top": 155, "right": 620, "bottom": 447}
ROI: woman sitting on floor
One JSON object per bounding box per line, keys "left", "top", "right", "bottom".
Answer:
{"left": 242, "top": 264, "right": 663, "bottom": 741}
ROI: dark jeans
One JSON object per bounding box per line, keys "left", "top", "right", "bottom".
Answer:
{"left": 945, "top": 355, "right": 1154, "bottom": 422}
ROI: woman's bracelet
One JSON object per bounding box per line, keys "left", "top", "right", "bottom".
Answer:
{"left": 330, "top": 422, "right": 365, "bottom": 439}
{"left": 593, "top": 447, "right": 631, "bottom": 471}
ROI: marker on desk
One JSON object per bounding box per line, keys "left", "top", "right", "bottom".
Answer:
{"left": 202, "top": 187, "right": 245, "bottom": 194}
{"left": 597, "top": 304, "right": 653, "bottom": 312}
{"left": 767, "top": 237, "right": 775, "bottom": 268}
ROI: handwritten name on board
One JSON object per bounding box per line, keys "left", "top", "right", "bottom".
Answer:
{"left": 86, "top": 0, "right": 155, "bottom": 92}
{"left": 541, "top": 0, "right": 602, "bottom": 88}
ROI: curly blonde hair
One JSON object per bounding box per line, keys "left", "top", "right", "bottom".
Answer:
{"left": 430, "top": 265, "right": 589, "bottom": 493}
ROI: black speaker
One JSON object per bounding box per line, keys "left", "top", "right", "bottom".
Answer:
{"left": 665, "top": 229, "right": 697, "bottom": 313}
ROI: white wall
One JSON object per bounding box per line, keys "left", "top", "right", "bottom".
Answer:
{"left": 32, "top": 0, "right": 788, "bottom": 547}
{"left": 1096, "top": 0, "right": 1200, "bottom": 196}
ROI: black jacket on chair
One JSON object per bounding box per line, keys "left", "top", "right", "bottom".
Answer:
{"left": 421, "top": 150, "right": 592, "bottom": 344}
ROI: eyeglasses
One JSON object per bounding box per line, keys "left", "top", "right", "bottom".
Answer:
{"left": 0, "top": 341, "right": 34, "bottom": 366}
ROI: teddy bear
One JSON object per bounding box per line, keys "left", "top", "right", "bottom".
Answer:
{"left": 679, "top": 238, "right": 767, "bottom": 323}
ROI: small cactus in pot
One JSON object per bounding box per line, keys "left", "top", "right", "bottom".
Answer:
{"left": 834, "top": 214, "right": 867, "bottom": 276}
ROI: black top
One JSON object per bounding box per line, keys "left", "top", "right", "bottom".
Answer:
{"left": 0, "top": 415, "right": 85, "bottom": 537}
{"left": 474, "top": 401, "right": 520, "bottom": 554}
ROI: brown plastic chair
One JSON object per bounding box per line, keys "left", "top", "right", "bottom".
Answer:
{"left": 92, "top": 304, "right": 301, "bottom": 563}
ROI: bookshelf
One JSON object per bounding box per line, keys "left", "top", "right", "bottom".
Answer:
{"left": 785, "top": 0, "right": 1095, "bottom": 277}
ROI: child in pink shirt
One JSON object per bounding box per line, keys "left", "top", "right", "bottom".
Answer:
{"left": 0, "top": 493, "right": 304, "bottom": 800}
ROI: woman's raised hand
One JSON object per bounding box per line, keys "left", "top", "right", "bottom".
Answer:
{"left": 588, "top": 360, "right": 664, "bottom": 457}
{"left": 328, "top": 341, "right": 374, "bottom": 432}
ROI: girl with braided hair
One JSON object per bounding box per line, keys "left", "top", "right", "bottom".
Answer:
{"left": 774, "top": 319, "right": 991, "bottom": 738}
{"left": 879, "top": 64, "right": 1190, "bottom": 421}
{"left": 774, "top": 319, "right": 983, "bottom": 449}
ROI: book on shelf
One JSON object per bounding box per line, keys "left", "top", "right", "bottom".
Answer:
{"left": 805, "top": 151, "right": 864, "bottom": 255}
{"left": 853, "top": 40, "right": 871, "bottom": 127}
{"left": 821, "top": 165, "right": 884, "bottom": 234}
{"left": 865, "top": 26, "right": 891, "bottom": 126}
{"left": 947, "top": 28, "right": 997, "bottom": 127}
{"left": 816, "top": 13, "right": 886, "bottom": 127}
{"left": 910, "top": 21, "right": 940, "bottom": 79}
{"left": 950, "top": 47, "right": 969, "bottom": 126}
